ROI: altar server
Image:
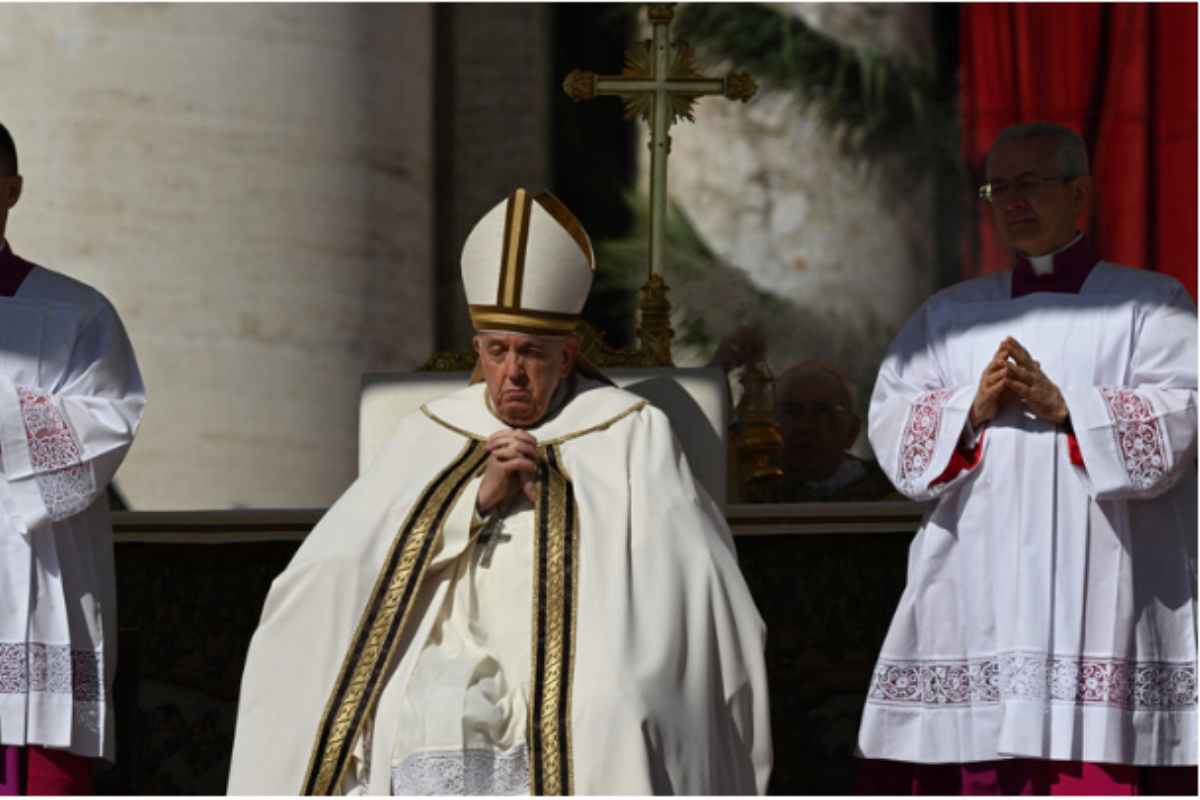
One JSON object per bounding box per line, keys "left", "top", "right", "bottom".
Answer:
{"left": 857, "top": 122, "right": 1197, "bottom": 794}
{"left": 0, "top": 121, "right": 146, "bottom": 794}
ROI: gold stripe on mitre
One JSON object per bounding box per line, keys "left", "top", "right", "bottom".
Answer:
{"left": 531, "top": 191, "right": 595, "bottom": 272}
{"left": 469, "top": 305, "right": 579, "bottom": 336}
{"left": 498, "top": 188, "right": 533, "bottom": 308}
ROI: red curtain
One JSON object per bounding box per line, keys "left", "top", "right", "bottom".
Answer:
{"left": 959, "top": 3, "right": 1197, "bottom": 299}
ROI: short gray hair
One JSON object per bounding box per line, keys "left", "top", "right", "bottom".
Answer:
{"left": 777, "top": 360, "right": 856, "bottom": 412}
{"left": 987, "top": 122, "right": 1090, "bottom": 178}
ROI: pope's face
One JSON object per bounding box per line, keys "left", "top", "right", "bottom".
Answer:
{"left": 475, "top": 332, "right": 579, "bottom": 428}
{"left": 986, "top": 137, "right": 1090, "bottom": 256}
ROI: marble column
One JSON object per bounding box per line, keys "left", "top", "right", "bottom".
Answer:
{"left": 0, "top": 4, "right": 435, "bottom": 508}
{"left": 433, "top": 3, "right": 553, "bottom": 351}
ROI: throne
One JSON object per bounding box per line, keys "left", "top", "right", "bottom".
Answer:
{"left": 358, "top": 309, "right": 739, "bottom": 505}
{"left": 360, "top": 366, "right": 731, "bottom": 506}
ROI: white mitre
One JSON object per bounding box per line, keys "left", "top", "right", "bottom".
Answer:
{"left": 461, "top": 187, "right": 595, "bottom": 336}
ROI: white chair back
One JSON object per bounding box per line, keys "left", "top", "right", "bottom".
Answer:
{"left": 360, "top": 367, "right": 730, "bottom": 505}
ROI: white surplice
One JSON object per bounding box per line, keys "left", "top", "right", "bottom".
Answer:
{"left": 859, "top": 263, "right": 1197, "bottom": 765}
{"left": 229, "top": 376, "right": 772, "bottom": 795}
{"left": 0, "top": 261, "right": 145, "bottom": 759}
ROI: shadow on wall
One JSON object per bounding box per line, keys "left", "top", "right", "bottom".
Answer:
{"left": 593, "top": 199, "right": 913, "bottom": 453}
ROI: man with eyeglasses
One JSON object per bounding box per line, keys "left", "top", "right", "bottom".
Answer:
{"left": 856, "top": 122, "right": 1196, "bottom": 794}
{"left": 774, "top": 361, "right": 893, "bottom": 502}
{"left": 0, "top": 121, "right": 145, "bottom": 793}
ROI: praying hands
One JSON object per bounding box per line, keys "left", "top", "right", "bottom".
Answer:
{"left": 970, "top": 337, "right": 1068, "bottom": 427}
{"left": 477, "top": 429, "right": 542, "bottom": 514}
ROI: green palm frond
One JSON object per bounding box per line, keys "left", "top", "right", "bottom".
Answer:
{"left": 673, "top": 3, "right": 955, "bottom": 160}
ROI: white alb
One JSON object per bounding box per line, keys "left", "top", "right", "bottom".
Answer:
{"left": 0, "top": 259, "right": 145, "bottom": 760}
{"left": 860, "top": 263, "right": 1196, "bottom": 766}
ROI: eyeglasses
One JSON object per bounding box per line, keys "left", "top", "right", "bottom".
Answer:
{"left": 978, "top": 175, "right": 1074, "bottom": 203}
{"left": 777, "top": 401, "right": 847, "bottom": 422}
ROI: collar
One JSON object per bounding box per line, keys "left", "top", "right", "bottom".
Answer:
{"left": 482, "top": 371, "right": 576, "bottom": 430}
{"left": 1011, "top": 233, "right": 1097, "bottom": 298}
{"left": 797, "top": 456, "right": 865, "bottom": 496}
{"left": 423, "top": 374, "right": 646, "bottom": 446}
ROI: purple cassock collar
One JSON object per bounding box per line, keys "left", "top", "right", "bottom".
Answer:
{"left": 0, "top": 241, "right": 33, "bottom": 297}
{"left": 1010, "top": 235, "right": 1098, "bottom": 298}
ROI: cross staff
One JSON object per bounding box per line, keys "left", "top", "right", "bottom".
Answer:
{"left": 564, "top": 3, "right": 756, "bottom": 363}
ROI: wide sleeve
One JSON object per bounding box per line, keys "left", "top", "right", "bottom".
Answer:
{"left": 1061, "top": 282, "right": 1197, "bottom": 500}
{"left": 868, "top": 300, "right": 977, "bottom": 501}
{"left": 0, "top": 298, "right": 145, "bottom": 533}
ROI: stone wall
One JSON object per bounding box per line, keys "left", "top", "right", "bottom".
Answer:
{"left": 0, "top": 5, "right": 434, "bottom": 508}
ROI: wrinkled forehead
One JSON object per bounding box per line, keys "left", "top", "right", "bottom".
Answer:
{"left": 475, "top": 330, "right": 567, "bottom": 348}
{"left": 986, "top": 136, "right": 1057, "bottom": 179}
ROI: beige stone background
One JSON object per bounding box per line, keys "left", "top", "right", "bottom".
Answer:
{"left": 1, "top": 4, "right": 436, "bottom": 508}
{"left": 0, "top": 3, "right": 939, "bottom": 507}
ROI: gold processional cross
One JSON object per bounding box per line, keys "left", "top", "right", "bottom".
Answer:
{"left": 563, "top": 2, "right": 756, "bottom": 366}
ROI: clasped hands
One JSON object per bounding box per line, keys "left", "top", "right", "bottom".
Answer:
{"left": 477, "top": 429, "right": 543, "bottom": 515}
{"left": 970, "top": 337, "right": 1069, "bottom": 428}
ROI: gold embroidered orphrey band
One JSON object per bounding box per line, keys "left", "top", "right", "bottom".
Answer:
{"left": 529, "top": 444, "right": 580, "bottom": 795}
{"left": 498, "top": 188, "right": 532, "bottom": 308}
{"left": 469, "top": 305, "right": 581, "bottom": 336}
{"left": 301, "top": 440, "right": 489, "bottom": 795}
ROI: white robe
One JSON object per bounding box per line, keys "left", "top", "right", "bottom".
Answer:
{"left": 0, "top": 264, "right": 145, "bottom": 759}
{"left": 229, "top": 377, "right": 771, "bottom": 794}
{"left": 379, "top": 500, "right": 537, "bottom": 795}
{"left": 858, "top": 263, "right": 1197, "bottom": 766}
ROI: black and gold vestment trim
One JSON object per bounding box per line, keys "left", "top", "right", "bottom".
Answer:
{"left": 468, "top": 305, "right": 581, "bottom": 336}
{"left": 498, "top": 188, "right": 533, "bottom": 308}
{"left": 301, "top": 440, "right": 489, "bottom": 795}
{"left": 531, "top": 191, "right": 594, "bottom": 270}
{"left": 528, "top": 444, "right": 580, "bottom": 795}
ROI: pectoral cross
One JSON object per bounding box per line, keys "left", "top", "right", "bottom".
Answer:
{"left": 477, "top": 518, "right": 511, "bottom": 568}
{"left": 563, "top": 2, "right": 756, "bottom": 365}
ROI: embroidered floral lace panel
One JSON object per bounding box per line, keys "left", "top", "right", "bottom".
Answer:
{"left": 0, "top": 643, "right": 104, "bottom": 703}
{"left": 1100, "top": 388, "right": 1168, "bottom": 490}
{"left": 868, "top": 652, "right": 1197, "bottom": 711}
{"left": 899, "top": 389, "right": 953, "bottom": 491}
{"left": 391, "top": 745, "right": 530, "bottom": 795}
{"left": 16, "top": 387, "right": 96, "bottom": 520}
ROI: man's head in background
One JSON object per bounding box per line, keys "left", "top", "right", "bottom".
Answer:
{"left": 0, "top": 123, "right": 23, "bottom": 241}
{"left": 776, "top": 360, "right": 861, "bottom": 482}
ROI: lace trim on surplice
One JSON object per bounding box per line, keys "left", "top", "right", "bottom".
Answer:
{"left": 868, "top": 652, "right": 1197, "bottom": 711}
{"left": 898, "top": 389, "right": 953, "bottom": 491}
{"left": 1100, "top": 388, "right": 1168, "bottom": 490}
{"left": 17, "top": 387, "right": 96, "bottom": 520}
{"left": 391, "top": 745, "right": 530, "bottom": 795}
{"left": 0, "top": 643, "right": 106, "bottom": 737}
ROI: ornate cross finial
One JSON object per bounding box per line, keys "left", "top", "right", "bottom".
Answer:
{"left": 563, "top": 2, "right": 757, "bottom": 366}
